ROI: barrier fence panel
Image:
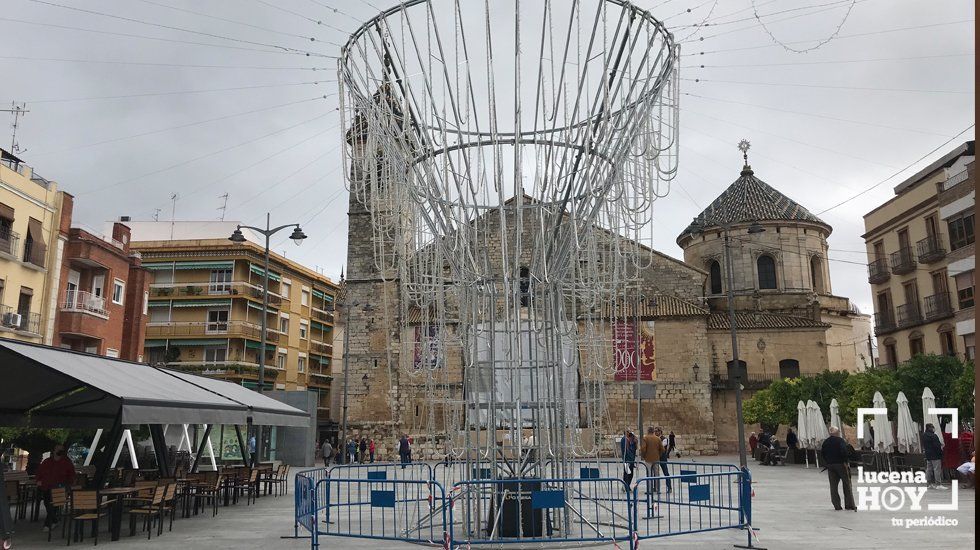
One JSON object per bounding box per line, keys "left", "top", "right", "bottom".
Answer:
{"left": 294, "top": 468, "right": 328, "bottom": 537}
{"left": 632, "top": 469, "right": 746, "bottom": 542}
{"left": 328, "top": 462, "right": 433, "bottom": 482}
{"left": 315, "top": 478, "right": 450, "bottom": 547}
{"left": 434, "top": 461, "right": 494, "bottom": 489}
{"left": 450, "top": 477, "right": 633, "bottom": 547}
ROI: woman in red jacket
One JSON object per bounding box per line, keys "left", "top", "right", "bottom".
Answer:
{"left": 36, "top": 444, "right": 76, "bottom": 531}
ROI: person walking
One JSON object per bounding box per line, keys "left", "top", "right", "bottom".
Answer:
{"left": 320, "top": 439, "right": 334, "bottom": 468}
{"left": 666, "top": 430, "right": 677, "bottom": 458}
{"left": 748, "top": 432, "right": 759, "bottom": 458}
{"left": 398, "top": 435, "right": 412, "bottom": 469}
{"left": 346, "top": 439, "right": 357, "bottom": 464}
{"left": 247, "top": 435, "right": 257, "bottom": 466}
{"left": 820, "top": 426, "right": 856, "bottom": 511}
{"left": 922, "top": 423, "right": 946, "bottom": 489}
{"left": 620, "top": 430, "right": 638, "bottom": 489}
{"left": 359, "top": 437, "right": 368, "bottom": 464}
{"left": 654, "top": 427, "right": 672, "bottom": 493}
{"left": 36, "top": 444, "right": 75, "bottom": 532}
{"left": 369, "top": 439, "right": 376, "bottom": 463}
{"left": 640, "top": 426, "right": 666, "bottom": 494}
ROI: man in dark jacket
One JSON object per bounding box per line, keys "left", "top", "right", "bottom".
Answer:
{"left": 922, "top": 423, "right": 946, "bottom": 489}
{"left": 820, "top": 426, "right": 856, "bottom": 511}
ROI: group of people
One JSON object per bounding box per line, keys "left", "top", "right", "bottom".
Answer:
{"left": 318, "top": 435, "right": 413, "bottom": 467}
{"left": 620, "top": 426, "right": 676, "bottom": 492}
{"left": 748, "top": 427, "right": 798, "bottom": 466}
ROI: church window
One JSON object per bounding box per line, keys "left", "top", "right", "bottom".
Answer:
{"left": 778, "top": 359, "right": 800, "bottom": 379}
{"left": 810, "top": 256, "right": 825, "bottom": 293}
{"left": 709, "top": 261, "right": 722, "bottom": 295}
{"left": 757, "top": 255, "right": 777, "bottom": 289}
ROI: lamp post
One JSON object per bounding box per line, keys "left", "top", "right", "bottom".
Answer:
{"left": 229, "top": 213, "right": 307, "bottom": 466}
{"left": 689, "top": 139, "right": 765, "bottom": 469}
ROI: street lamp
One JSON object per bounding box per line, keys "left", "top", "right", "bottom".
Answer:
{"left": 229, "top": 213, "right": 307, "bottom": 466}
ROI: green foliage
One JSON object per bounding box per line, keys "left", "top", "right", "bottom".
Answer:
{"left": 950, "top": 362, "right": 975, "bottom": 423}
{"left": 894, "top": 354, "right": 966, "bottom": 420}
{"left": 839, "top": 367, "right": 903, "bottom": 425}
{"left": 743, "top": 378, "right": 801, "bottom": 428}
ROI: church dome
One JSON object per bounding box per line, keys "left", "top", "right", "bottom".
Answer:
{"left": 676, "top": 165, "right": 831, "bottom": 247}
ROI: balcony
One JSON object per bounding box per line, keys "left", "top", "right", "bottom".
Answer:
{"left": 310, "top": 339, "right": 333, "bottom": 355}
{"left": 874, "top": 311, "right": 897, "bottom": 335}
{"left": 889, "top": 247, "right": 916, "bottom": 275}
{"left": 0, "top": 305, "right": 41, "bottom": 335}
{"left": 924, "top": 292, "right": 953, "bottom": 321}
{"left": 163, "top": 361, "right": 260, "bottom": 379}
{"left": 867, "top": 258, "right": 890, "bottom": 284}
{"left": 62, "top": 290, "right": 107, "bottom": 317}
{"left": 311, "top": 307, "right": 334, "bottom": 324}
{"left": 0, "top": 230, "right": 18, "bottom": 259}
{"left": 149, "top": 281, "right": 284, "bottom": 305}
{"left": 710, "top": 372, "right": 776, "bottom": 391}
{"left": 146, "top": 320, "right": 279, "bottom": 343}
{"left": 896, "top": 303, "right": 922, "bottom": 328}
{"left": 916, "top": 234, "right": 946, "bottom": 264}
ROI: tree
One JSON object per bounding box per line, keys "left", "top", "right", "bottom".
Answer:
{"left": 950, "top": 361, "right": 975, "bottom": 423}
{"left": 894, "top": 354, "right": 966, "bottom": 420}
{"left": 839, "top": 367, "right": 902, "bottom": 426}
{"left": 743, "top": 378, "right": 802, "bottom": 431}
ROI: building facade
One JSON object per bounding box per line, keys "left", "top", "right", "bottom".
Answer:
{"left": 127, "top": 221, "right": 338, "bottom": 434}
{"left": 677, "top": 160, "right": 870, "bottom": 451}
{"left": 863, "top": 141, "right": 975, "bottom": 366}
{"left": 340, "top": 148, "right": 869, "bottom": 456}
{"left": 53, "top": 220, "right": 151, "bottom": 361}
{"left": 0, "top": 148, "right": 69, "bottom": 344}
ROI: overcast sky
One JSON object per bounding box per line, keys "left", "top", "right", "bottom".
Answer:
{"left": 1, "top": 0, "right": 974, "bottom": 316}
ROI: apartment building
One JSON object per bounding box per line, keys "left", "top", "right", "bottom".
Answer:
{"left": 863, "top": 141, "right": 975, "bottom": 367}
{"left": 0, "top": 148, "right": 69, "bottom": 344}
{"left": 127, "top": 221, "right": 337, "bottom": 427}
{"left": 53, "top": 220, "right": 152, "bottom": 360}
{"left": 939, "top": 156, "right": 975, "bottom": 360}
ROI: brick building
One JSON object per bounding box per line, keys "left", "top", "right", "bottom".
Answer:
{"left": 53, "top": 217, "right": 151, "bottom": 361}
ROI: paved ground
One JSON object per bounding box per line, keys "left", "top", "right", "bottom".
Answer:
{"left": 9, "top": 455, "right": 975, "bottom": 549}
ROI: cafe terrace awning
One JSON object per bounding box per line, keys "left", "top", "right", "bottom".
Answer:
{"left": 0, "top": 338, "right": 308, "bottom": 429}
{"left": 164, "top": 369, "right": 310, "bottom": 427}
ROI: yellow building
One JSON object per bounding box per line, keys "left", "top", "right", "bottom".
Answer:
{"left": 863, "top": 141, "right": 975, "bottom": 366}
{"left": 0, "top": 148, "right": 69, "bottom": 344}
{"left": 126, "top": 221, "right": 338, "bottom": 428}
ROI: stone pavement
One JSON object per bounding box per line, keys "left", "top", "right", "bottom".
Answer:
{"left": 10, "top": 455, "right": 975, "bottom": 549}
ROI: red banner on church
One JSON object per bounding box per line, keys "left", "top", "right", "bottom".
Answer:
{"left": 613, "top": 320, "right": 655, "bottom": 381}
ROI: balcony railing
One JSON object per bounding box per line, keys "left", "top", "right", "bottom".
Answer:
{"left": 889, "top": 247, "right": 916, "bottom": 275}
{"left": 896, "top": 303, "right": 922, "bottom": 328}
{"left": 874, "top": 311, "right": 896, "bottom": 335}
{"left": 310, "top": 339, "right": 333, "bottom": 355}
{"left": 0, "top": 230, "right": 18, "bottom": 258}
{"left": 146, "top": 320, "right": 278, "bottom": 342}
{"left": 0, "top": 305, "right": 41, "bottom": 335}
{"left": 924, "top": 292, "right": 953, "bottom": 320}
{"left": 916, "top": 234, "right": 946, "bottom": 264}
{"left": 149, "top": 281, "right": 284, "bottom": 305}
{"left": 710, "top": 372, "right": 776, "bottom": 391}
{"left": 867, "top": 258, "right": 890, "bottom": 284}
{"left": 163, "top": 361, "right": 260, "bottom": 378}
{"left": 311, "top": 307, "right": 334, "bottom": 323}
{"left": 61, "top": 290, "right": 107, "bottom": 316}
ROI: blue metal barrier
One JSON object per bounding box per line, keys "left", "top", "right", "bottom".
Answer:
{"left": 296, "top": 461, "right": 755, "bottom": 549}
{"left": 328, "top": 461, "right": 433, "bottom": 481}
{"left": 313, "top": 477, "right": 450, "bottom": 548}
{"left": 449, "top": 477, "right": 634, "bottom": 547}
{"left": 294, "top": 468, "right": 328, "bottom": 538}
{"left": 632, "top": 469, "right": 746, "bottom": 543}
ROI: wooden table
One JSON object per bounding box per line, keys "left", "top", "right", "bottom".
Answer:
{"left": 100, "top": 487, "right": 139, "bottom": 541}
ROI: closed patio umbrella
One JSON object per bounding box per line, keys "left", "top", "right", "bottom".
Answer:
{"left": 872, "top": 391, "right": 895, "bottom": 453}
{"left": 922, "top": 387, "right": 943, "bottom": 448}
{"left": 808, "top": 400, "right": 830, "bottom": 446}
{"left": 830, "top": 398, "right": 844, "bottom": 440}
{"left": 796, "top": 400, "right": 811, "bottom": 467}
{"left": 896, "top": 391, "right": 920, "bottom": 453}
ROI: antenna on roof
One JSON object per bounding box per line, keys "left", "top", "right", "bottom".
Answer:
{"left": 217, "top": 193, "right": 229, "bottom": 221}
{"left": 1, "top": 102, "right": 29, "bottom": 155}
{"left": 169, "top": 193, "right": 179, "bottom": 240}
